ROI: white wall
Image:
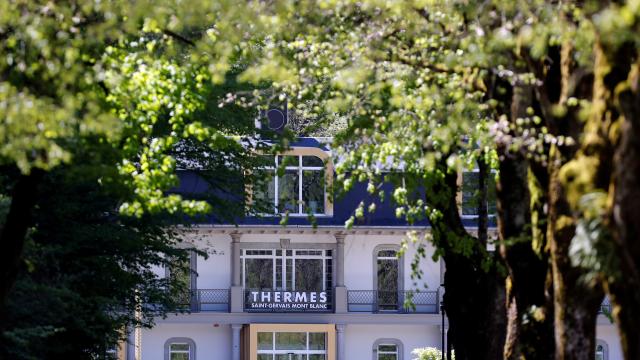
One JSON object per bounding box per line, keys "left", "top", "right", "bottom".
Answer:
{"left": 345, "top": 324, "right": 441, "bottom": 360}
{"left": 344, "top": 234, "right": 440, "bottom": 291}
{"left": 597, "top": 324, "right": 623, "bottom": 360}
{"left": 238, "top": 232, "right": 336, "bottom": 244}
{"left": 179, "top": 231, "right": 441, "bottom": 292}
{"left": 141, "top": 323, "right": 231, "bottom": 360}
{"left": 190, "top": 233, "right": 232, "bottom": 289}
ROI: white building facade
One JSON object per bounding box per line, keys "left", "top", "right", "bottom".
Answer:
{"left": 126, "top": 139, "right": 621, "bottom": 360}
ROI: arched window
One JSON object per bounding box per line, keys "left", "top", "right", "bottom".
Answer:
{"left": 595, "top": 340, "right": 608, "bottom": 360}
{"left": 164, "top": 337, "right": 196, "bottom": 360}
{"left": 373, "top": 245, "right": 403, "bottom": 311}
{"left": 166, "top": 251, "right": 197, "bottom": 309}
{"left": 372, "top": 338, "right": 403, "bottom": 360}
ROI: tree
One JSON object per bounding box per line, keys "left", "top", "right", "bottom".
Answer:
{"left": 0, "top": 1, "right": 271, "bottom": 357}
{"left": 209, "top": 1, "right": 640, "bottom": 359}
{"left": 0, "top": 145, "right": 191, "bottom": 359}
{"left": 0, "top": 0, "right": 266, "bottom": 308}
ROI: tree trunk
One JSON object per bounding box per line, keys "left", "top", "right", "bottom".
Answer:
{"left": 0, "top": 169, "right": 44, "bottom": 306}
{"left": 427, "top": 166, "right": 506, "bottom": 360}
{"left": 524, "top": 36, "right": 607, "bottom": 359}
{"left": 548, "top": 153, "right": 603, "bottom": 360}
{"left": 609, "top": 56, "right": 640, "bottom": 360}
{"left": 497, "top": 83, "right": 555, "bottom": 360}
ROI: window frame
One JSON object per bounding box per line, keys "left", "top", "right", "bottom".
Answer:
{"left": 241, "top": 248, "right": 332, "bottom": 291}
{"left": 164, "top": 250, "right": 198, "bottom": 310}
{"left": 372, "top": 245, "right": 404, "bottom": 294}
{"left": 595, "top": 340, "right": 608, "bottom": 360}
{"left": 257, "top": 155, "right": 326, "bottom": 216}
{"left": 256, "top": 331, "right": 328, "bottom": 358}
{"left": 164, "top": 337, "right": 196, "bottom": 360}
{"left": 251, "top": 146, "right": 333, "bottom": 217}
{"left": 372, "top": 338, "right": 403, "bottom": 360}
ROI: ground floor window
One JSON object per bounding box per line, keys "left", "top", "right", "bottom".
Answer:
{"left": 372, "top": 339, "right": 403, "bottom": 360}
{"left": 164, "top": 338, "right": 196, "bottom": 360}
{"left": 595, "top": 340, "right": 608, "bottom": 360}
{"left": 377, "top": 344, "right": 398, "bottom": 360}
{"left": 170, "top": 344, "right": 190, "bottom": 360}
{"left": 257, "top": 331, "right": 327, "bottom": 360}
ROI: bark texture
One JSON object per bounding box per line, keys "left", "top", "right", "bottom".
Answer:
{"left": 497, "top": 84, "right": 555, "bottom": 360}
{"left": 0, "top": 169, "right": 44, "bottom": 306}
{"left": 522, "top": 38, "right": 605, "bottom": 359}
{"left": 427, "top": 166, "right": 506, "bottom": 360}
{"left": 608, "top": 55, "right": 640, "bottom": 360}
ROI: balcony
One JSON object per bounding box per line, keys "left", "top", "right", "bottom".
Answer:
{"left": 347, "top": 290, "right": 439, "bottom": 314}
{"left": 177, "top": 289, "right": 230, "bottom": 312}
{"left": 175, "top": 289, "right": 608, "bottom": 316}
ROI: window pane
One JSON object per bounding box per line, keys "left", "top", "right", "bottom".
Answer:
{"left": 309, "top": 333, "right": 326, "bottom": 350}
{"left": 276, "top": 355, "right": 306, "bottom": 360}
{"left": 169, "top": 256, "right": 191, "bottom": 305}
{"left": 302, "top": 156, "right": 324, "bottom": 167}
{"left": 487, "top": 175, "right": 497, "bottom": 216}
{"left": 377, "top": 250, "right": 397, "bottom": 258}
{"left": 286, "top": 258, "right": 293, "bottom": 289}
{"left": 258, "top": 155, "right": 276, "bottom": 167}
{"left": 278, "top": 155, "right": 299, "bottom": 167}
{"left": 275, "top": 332, "right": 307, "bottom": 350}
{"left": 258, "top": 332, "right": 273, "bottom": 350}
{"left": 254, "top": 169, "right": 276, "bottom": 213}
{"left": 378, "top": 259, "right": 398, "bottom": 310}
{"left": 462, "top": 172, "right": 479, "bottom": 216}
{"left": 258, "top": 355, "right": 273, "bottom": 360}
{"left": 378, "top": 354, "right": 397, "bottom": 360}
{"left": 378, "top": 345, "right": 397, "bottom": 352}
{"left": 462, "top": 171, "right": 497, "bottom": 217}
{"left": 278, "top": 170, "right": 299, "bottom": 213}
{"left": 170, "top": 343, "right": 190, "bottom": 351}
{"left": 302, "top": 170, "right": 324, "bottom": 214}
{"left": 309, "top": 355, "right": 326, "bottom": 360}
{"left": 325, "top": 258, "right": 332, "bottom": 294}
{"left": 295, "top": 259, "right": 323, "bottom": 292}
{"left": 170, "top": 354, "right": 190, "bottom": 360}
{"left": 245, "top": 258, "right": 273, "bottom": 289}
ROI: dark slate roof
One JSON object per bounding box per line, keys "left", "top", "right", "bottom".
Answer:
{"left": 173, "top": 137, "right": 495, "bottom": 229}
{"left": 174, "top": 170, "right": 495, "bottom": 228}
{"left": 288, "top": 137, "right": 331, "bottom": 151}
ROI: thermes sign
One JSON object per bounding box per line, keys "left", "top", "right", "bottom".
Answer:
{"left": 246, "top": 291, "right": 330, "bottom": 312}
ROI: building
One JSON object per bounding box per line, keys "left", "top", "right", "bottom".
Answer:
{"left": 125, "top": 138, "right": 621, "bottom": 360}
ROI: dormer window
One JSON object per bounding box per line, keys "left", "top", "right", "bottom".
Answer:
{"left": 254, "top": 154, "right": 326, "bottom": 216}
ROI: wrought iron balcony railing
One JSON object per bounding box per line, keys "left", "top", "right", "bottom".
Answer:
{"left": 175, "top": 289, "right": 230, "bottom": 312}
{"left": 347, "top": 290, "right": 439, "bottom": 314}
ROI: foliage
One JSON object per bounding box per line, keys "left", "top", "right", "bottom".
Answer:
{"left": 0, "top": 1, "right": 271, "bottom": 358}
{"left": 0, "top": 0, "right": 269, "bottom": 217}
{"left": 0, "top": 140, "right": 195, "bottom": 359}
{"left": 203, "top": 0, "right": 640, "bottom": 358}
{"left": 412, "top": 347, "right": 454, "bottom": 360}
